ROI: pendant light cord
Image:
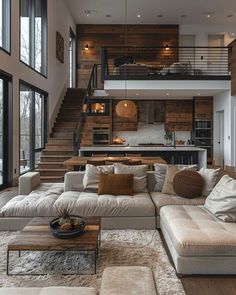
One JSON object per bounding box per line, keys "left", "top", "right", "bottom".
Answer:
{"left": 125, "top": 0, "right": 127, "bottom": 100}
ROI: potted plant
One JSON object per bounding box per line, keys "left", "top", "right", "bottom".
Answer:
{"left": 164, "top": 129, "right": 173, "bottom": 146}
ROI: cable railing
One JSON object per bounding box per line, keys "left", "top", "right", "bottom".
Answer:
{"left": 73, "top": 64, "right": 100, "bottom": 155}
{"left": 101, "top": 46, "right": 230, "bottom": 80}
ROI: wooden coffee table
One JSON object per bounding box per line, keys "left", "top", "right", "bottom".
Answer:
{"left": 7, "top": 217, "right": 101, "bottom": 276}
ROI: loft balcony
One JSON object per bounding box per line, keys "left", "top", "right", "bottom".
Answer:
{"left": 101, "top": 46, "right": 230, "bottom": 81}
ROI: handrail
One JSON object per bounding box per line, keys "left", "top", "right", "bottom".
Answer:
{"left": 73, "top": 64, "right": 99, "bottom": 155}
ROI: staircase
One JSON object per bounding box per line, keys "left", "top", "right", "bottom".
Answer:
{"left": 36, "top": 88, "right": 85, "bottom": 182}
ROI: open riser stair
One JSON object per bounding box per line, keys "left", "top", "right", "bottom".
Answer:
{"left": 35, "top": 88, "right": 85, "bottom": 182}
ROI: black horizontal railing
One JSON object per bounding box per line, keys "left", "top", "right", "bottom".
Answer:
{"left": 73, "top": 64, "right": 100, "bottom": 155}
{"left": 101, "top": 46, "right": 230, "bottom": 80}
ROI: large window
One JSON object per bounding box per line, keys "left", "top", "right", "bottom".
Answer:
{"left": 20, "top": 82, "right": 47, "bottom": 174}
{"left": 0, "top": 0, "right": 11, "bottom": 53}
{"left": 0, "top": 71, "right": 12, "bottom": 189}
{"left": 69, "top": 28, "right": 76, "bottom": 88}
{"left": 20, "top": 0, "right": 47, "bottom": 76}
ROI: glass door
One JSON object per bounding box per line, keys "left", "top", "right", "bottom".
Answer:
{"left": 20, "top": 82, "right": 47, "bottom": 174}
{"left": 0, "top": 71, "right": 12, "bottom": 189}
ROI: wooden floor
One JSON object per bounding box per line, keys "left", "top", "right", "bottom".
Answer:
{"left": 181, "top": 276, "right": 236, "bottom": 295}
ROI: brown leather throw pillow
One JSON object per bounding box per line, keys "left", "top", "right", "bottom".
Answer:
{"left": 173, "top": 170, "right": 204, "bottom": 198}
{"left": 98, "top": 173, "right": 134, "bottom": 196}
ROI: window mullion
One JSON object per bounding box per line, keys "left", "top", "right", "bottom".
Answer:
{"left": 30, "top": 91, "right": 36, "bottom": 169}
{"left": 29, "top": 0, "right": 35, "bottom": 69}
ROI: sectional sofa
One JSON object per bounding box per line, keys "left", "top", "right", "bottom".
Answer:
{"left": 0, "top": 167, "right": 236, "bottom": 275}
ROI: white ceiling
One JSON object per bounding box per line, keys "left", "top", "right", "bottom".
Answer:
{"left": 66, "top": 0, "right": 236, "bottom": 25}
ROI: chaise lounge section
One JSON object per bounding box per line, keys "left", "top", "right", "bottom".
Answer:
{"left": 160, "top": 205, "right": 236, "bottom": 275}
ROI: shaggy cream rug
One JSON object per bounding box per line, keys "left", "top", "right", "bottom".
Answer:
{"left": 0, "top": 230, "right": 185, "bottom": 295}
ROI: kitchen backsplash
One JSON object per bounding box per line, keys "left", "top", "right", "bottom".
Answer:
{"left": 113, "top": 123, "right": 191, "bottom": 145}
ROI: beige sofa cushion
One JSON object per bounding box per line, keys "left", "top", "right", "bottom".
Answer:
{"left": 54, "top": 191, "right": 155, "bottom": 217}
{"left": 0, "top": 287, "right": 97, "bottom": 295}
{"left": 114, "top": 163, "right": 148, "bottom": 193}
{"left": 204, "top": 175, "right": 236, "bottom": 222}
{"left": 100, "top": 266, "right": 157, "bottom": 295}
{"left": 150, "top": 192, "right": 205, "bottom": 214}
{"left": 0, "top": 184, "right": 64, "bottom": 217}
{"left": 83, "top": 164, "right": 114, "bottom": 190}
{"left": 154, "top": 164, "right": 198, "bottom": 192}
{"left": 160, "top": 205, "right": 236, "bottom": 257}
{"left": 198, "top": 168, "right": 220, "bottom": 197}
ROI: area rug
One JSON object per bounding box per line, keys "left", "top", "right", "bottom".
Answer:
{"left": 0, "top": 230, "right": 185, "bottom": 295}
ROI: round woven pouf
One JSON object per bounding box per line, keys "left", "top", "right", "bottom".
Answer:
{"left": 173, "top": 170, "right": 204, "bottom": 198}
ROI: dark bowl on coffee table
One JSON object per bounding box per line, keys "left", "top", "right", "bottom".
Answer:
{"left": 50, "top": 215, "right": 86, "bottom": 239}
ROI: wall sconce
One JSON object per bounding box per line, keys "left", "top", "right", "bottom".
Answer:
{"left": 84, "top": 44, "right": 89, "bottom": 51}
{"left": 165, "top": 44, "right": 170, "bottom": 50}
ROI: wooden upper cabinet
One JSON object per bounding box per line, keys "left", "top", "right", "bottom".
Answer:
{"left": 194, "top": 97, "right": 213, "bottom": 120}
{"left": 112, "top": 101, "right": 138, "bottom": 131}
{"left": 165, "top": 100, "right": 193, "bottom": 131}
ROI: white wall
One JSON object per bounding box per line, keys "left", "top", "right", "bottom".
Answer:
{"left": 180, "top": 24, "right": 236, "bottom": 46}
{"left": 114, "top": 123, "right": 191, "bottom": 146}
{"left": 213, "top": 90, "right": 232, "bottom": 166}
{"left": 0, "top": 0, "right": 75, "bottom": 183}
{"left": 231, "top": 96, "right": 236, "bottom": 168}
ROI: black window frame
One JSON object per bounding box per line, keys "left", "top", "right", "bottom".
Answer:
{"left": 19, "top": 0, "right": 48, "bottom": 77}
{"left": 19, "top": 80, "right": 48, "bottom": 175}
{"left": 0, "top": 0, "right": 11, "bottom": 54}
{"left": 0, "top": 69, "right": 13, "bottom": 190}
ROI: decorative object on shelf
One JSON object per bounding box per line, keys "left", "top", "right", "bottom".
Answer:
{"left": 164, "top": 129, "right": 173, "bottom": 146}
{"left": 113, "top": 136, "right": 126, "bottom": 145}
{"left": 91, "top": 102, "right": 105, "bottom": 113}
{"left": 56, "top": 31, "right": 64, "bottom": 63}
{"left": 116, "top": 100, "right": 137, "bottom": 118}
{"left": 50, "top": 209, "right": 86, "bottom": 239}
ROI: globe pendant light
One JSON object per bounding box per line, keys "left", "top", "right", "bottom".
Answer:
{"left": 116, "top": 100, "right": 137, "bottom": 118}
{"left": 115, "top": 0, "right": 137, "bottom": 119}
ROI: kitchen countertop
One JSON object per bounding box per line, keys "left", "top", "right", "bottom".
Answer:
{"left": 79, "top": 145, "right": 206, "bottom": 152}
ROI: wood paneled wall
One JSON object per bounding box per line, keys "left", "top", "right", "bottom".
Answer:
{"left": 229, "top": 39, "right": 236, "bottom": 95}
{"left": 76, "top": 25, "right": 179, "bottom": 88}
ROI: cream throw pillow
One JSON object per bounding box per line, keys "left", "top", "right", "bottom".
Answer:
{"left": 162, "top": 166, "right": 180, "bottom": 195}
{"left": 114, "top": 163, "right": 148, "bottom": 193}
{"left": 204, "top": 175, "right": 236, "bottom": 222}
{"left": 154, "top": 164, "right": 198, "bottom": 192}
{"left": 198, "top": 168, "right": 220, "bottom": 197}
{"left": 83, "top": 164, "right": 114, "bottom": 190}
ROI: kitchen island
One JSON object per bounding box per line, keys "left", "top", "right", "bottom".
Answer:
{"left": 79, "top": 146, "right": 207, "bottom": 168}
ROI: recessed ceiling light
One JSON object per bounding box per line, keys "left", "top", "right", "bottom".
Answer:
{"left": 157, "top": 14, "right": 163, "bottom": 18}
{"left": 204, "top": 12, "right": 214, "bottom": 18}
{"left": 137, "top": 13, "right": 141, "bottom": 18}
{"left": 84, "top": 9, "right": 97, "bottom": 16}
{"left": 227, "top": 14, "right": 234, "bottom": 18}
{"left": 180, "top": 14, "right": 187, "bottom": 18}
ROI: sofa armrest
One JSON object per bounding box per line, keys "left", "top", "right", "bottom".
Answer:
{"left": 64, "top": 171, "right": 85, "bottom": 192}
{"left": 18, "top": 172, "right": 40, "bottom": 195}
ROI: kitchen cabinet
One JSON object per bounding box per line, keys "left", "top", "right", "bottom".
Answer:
{"left": 194, "top": 96, "right": 213, "bottom": 120}
{"left": 165, "top": 100, "right": 193, "bottom": 131}
{"left": 193, "top": 96, "right": 213, "bottom": 164}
